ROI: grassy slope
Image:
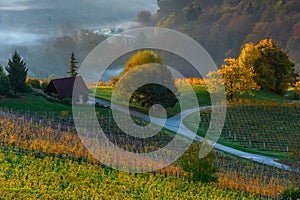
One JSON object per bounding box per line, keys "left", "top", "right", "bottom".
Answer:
{"left": 0, "top": 93, "right": 72, "bottom": 113}
{"left": 94, "top": 85, "right": 288, "bottom": 105}
{"left": 236, "top": 90, "right": 289, "bottom": 103}
{"left": 93, "top": 85, "right": 287, "bottom": 115}
{"left": 93, "top": 84, "right": 211, "bottom": 116}
{"left": 0, "top": 93, "right": 108, "bottom": 115}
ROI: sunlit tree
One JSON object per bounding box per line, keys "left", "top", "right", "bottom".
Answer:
{"left": 240, "top": 39, "right": 295, "bottom": 95}
{"left": 122, "top": 50, "right": 163, "bottom": 75}
{"left": 113, "top": 50, "right": 178, "bottom": 108}
{"left": 208, "top": 57, "right": 259, "bottom": 100}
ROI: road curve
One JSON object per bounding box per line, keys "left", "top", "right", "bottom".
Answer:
{"left": 91, "top": 97, "right": 293, "bottom": 171}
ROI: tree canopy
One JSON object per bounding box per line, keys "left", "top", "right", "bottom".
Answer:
{"left": 178, "top": 140, "right": 218, "bottom": 183}
{"left": 122, "top": 50, "right": 163, "bottom": 75}
{"left": 239, "top": 39, "right": 295, "bottom": 95}
{"left": 112, "top": 50, "right": 178, "bottom": 108}
{"left": 208, "top": 57, "right": 259, "bottom": 100}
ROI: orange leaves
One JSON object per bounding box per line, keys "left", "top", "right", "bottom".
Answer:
{"left": 294, "top": 81, "right": 300, "bottom": 96}
{"left": 220, "top": 57, "right": 260, "bottom": 99}
{"left": 217, "top": 172, "right": 288, "bottom": 198}
{"left": 175, "top": 78, "right": 206, "bottom": 85}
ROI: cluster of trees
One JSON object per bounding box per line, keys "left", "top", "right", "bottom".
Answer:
{"left": 208, "top": 39, "right": 296, "bottom": 100}
{"left": 152, "top": 0, "right": 300, "bottom": 71}
{"left": 0, "top": 51, "right": 29, "bottom": 96}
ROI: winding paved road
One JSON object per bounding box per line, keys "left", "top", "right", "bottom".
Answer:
{"left": 89, "top": 97, "right": 293, "bottom": 171}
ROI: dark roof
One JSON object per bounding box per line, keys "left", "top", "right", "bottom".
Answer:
{"left": 44, "top": 76, "right": 89, "bottom": 99}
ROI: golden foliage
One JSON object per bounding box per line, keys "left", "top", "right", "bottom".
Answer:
{"left": 294, "top": 81, "right": 300, "bottom": 96}
{"left": 207, "top": 57, "right": 260, "bottom": 100}
{"left": 175, "top": 78, "right": 206, "bottom": 85}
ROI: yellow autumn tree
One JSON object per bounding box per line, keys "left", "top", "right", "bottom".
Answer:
{"left": 111, "top": 50, "right": 163, "bottom": 86}
{"left": 112, "top": 50, "right": 178, "bottom": 108}
{"left": 239, "top": 39, "right": 295, "bottom": 95}
{"left": 208, "top": 58, "right": 260, "bottom": 100}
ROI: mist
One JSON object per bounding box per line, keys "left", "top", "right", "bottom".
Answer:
{"left": 0, "top": 0, "right": 158, "bottom": 78}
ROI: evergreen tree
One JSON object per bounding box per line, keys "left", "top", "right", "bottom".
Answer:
{"left": 68, "top": 52, "right": 78, "bottom": 77}
{"left": 5, "top": 51, "right": 28, "bottom": 93}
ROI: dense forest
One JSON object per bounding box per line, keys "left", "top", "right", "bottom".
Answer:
{"left": 150, "top": 0, "right": 300, "bottom": 72}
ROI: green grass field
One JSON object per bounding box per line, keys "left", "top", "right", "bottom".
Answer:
{"left": 93, "top": 84, "right": 288, "bottom": 106}
{"left": 92, "top": 84, "right": 211, "bottom": 116}
{"left": 93, "top": 85, "right": 289, "bottom": 119}
{"left": 0, "top": 93, "right": 108, "bottom": 115}
{"left": 0, "top": 93, "right": 72, "bottom": 113}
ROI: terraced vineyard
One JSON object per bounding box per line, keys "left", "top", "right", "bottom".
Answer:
{"left": 185, "top": 103, "right": 300, "bottom": 155}
{"left": 0, "top": 150, "right": 268, "bottom": 199}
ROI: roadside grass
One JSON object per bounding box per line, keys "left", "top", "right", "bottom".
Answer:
{"left": 92, "top": 86, "right": 112, "bottom": 102}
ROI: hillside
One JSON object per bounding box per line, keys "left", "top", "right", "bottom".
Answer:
{"left": 153, "top": 0, "right": 300, "bottom": 71}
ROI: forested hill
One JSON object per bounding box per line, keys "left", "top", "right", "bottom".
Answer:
{"left": 152, "top": 0, "right": 300, "bottom": 70}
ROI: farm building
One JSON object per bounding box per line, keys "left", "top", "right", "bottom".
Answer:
{"left": 44, "top": 76, "right": 89, "bottom": 99}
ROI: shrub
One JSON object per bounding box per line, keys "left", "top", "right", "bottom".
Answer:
{"left": 62, "top": 97, "right": 72, "bottom": 105}
{"left": 26, "top": 77, "right": 41, "bottom": 89}
{"left": 178, "top": 140, "right": 218, "bottom": 183}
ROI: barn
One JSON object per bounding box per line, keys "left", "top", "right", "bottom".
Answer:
{"left": 44, "top": 76, "right": 90, "bottom": 99}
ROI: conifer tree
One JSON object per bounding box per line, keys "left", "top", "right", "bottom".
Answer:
{"left": 5, "top": 51, "right": 28, "bottom": 93}
{"left": 68, "top": 52, "right": 78, "bottom": 77}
